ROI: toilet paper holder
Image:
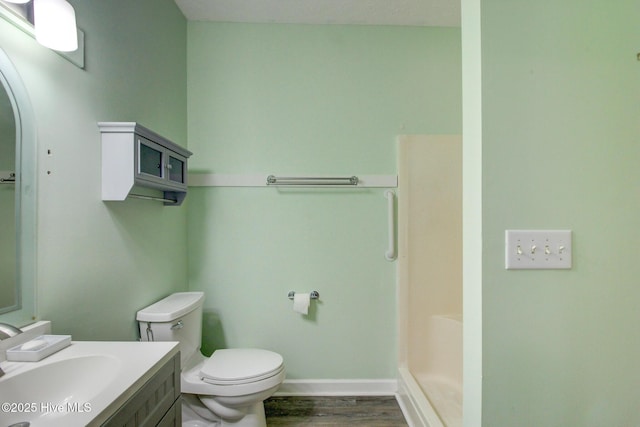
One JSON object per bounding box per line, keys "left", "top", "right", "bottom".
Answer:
{"left": 288, "top": 291, "right": 320, "bottom": 300}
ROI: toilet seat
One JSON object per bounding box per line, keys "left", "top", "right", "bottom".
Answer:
{"left": 200, "top": 349, "right": 284, "bottom": 385}
{"left": 182, "top": 350, "right": 286, "bottom": 397}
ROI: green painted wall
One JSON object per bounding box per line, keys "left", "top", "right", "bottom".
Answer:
{"left": 0, "top": 0, "right": 188, "bottom": 337}
{"left": 478, "top": 1, "right": 640, "bottom": 425}
{"left": 1, "top": 5, "right": 463, "bottom": 382}
{"left": 187, "top": 23, "right": 461, "bottom": 379}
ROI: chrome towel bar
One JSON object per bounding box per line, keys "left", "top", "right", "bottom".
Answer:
{"left": 0, "top": 171, "right": 15, "bottom": 184}
{"left": 288, "top": 291, "right": 320, "bottom": 300}
{"left": 267, "top": 175, "right": 358, "bottom": 186}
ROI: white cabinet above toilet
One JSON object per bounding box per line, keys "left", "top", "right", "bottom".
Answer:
{"left": 99, "top": 122, "right": 192, "bottom": 206}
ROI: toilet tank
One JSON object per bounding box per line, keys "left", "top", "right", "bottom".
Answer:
{"left": 136, "top": 292, "right": 204, "bottom": 365}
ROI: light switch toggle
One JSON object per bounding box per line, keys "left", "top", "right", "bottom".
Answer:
{"left": 505, "top": 230, "right": 572, "bottom": 270}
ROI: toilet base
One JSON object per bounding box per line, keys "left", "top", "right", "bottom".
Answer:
{"left": 182, "top": 394, "right": 267, "bottom": 427}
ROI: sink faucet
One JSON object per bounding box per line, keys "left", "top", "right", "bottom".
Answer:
{"left": 0, "top": 322, "right": 22, "bottom": 340}
{"left": 0, "top": 323, "right": 22, "bottom": 378}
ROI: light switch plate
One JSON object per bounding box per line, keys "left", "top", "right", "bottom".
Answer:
{"left": 505, "top": 230, "right": 572, "bottom": 270}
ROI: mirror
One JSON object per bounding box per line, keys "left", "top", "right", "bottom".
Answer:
{"left": 0, "top": 73, "right": 17, "bottom": 313}
{"left": 0, "top": 47, "right": 36, "bottom": 325}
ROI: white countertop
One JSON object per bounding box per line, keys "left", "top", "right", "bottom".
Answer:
{"left": 0, "top": 340, "right": 179, "bottom": 426}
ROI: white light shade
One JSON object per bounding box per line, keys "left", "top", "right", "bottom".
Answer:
{"left": 34, "top": 0, "right": 78, "bottom": 52}
{"left": 3, "top": 0, "right": 31, "bottom": 4}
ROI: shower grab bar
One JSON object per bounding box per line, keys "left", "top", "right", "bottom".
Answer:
{"left": 288, "top": 291, "right": 320, "bottom": 300}
{"left": 129, "top": 193, "right": 178, "bottom": 204}
{"left": 385, "top": 190, "right": 396, "bottom": 261}
{"left": 267, "top": 175, "right": 359, "bottom": 186}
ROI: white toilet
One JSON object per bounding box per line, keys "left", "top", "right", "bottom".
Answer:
{"left": 136, "top": 292, "right": 285, "bottom": 427}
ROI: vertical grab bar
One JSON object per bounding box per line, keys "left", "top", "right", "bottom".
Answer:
{"left": 385, "top": 190, "right": 396, "bottom": 261}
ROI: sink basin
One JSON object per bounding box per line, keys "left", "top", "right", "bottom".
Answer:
{"left": 0, "top": 355, "right": 120, "bottom": 424}
{"left": 0, "top": 341, "right": 179, "bottom": 426}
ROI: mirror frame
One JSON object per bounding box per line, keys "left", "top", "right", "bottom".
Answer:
{"left": 0, "top": 47, "right": 37, "bottom": 326}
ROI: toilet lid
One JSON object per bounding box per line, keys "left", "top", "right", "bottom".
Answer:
{"left": 200, "top": 349, "right": 284, "bottom": 385}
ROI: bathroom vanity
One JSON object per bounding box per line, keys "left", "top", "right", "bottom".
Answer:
{"left": 0, "top": 340, "right": 180, "bottom": 426}
{"left": 101, "top": 348, "right": 181, "bottom": 427}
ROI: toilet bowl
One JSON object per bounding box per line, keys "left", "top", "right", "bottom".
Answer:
{"left": 136, "top": 292, "right": 285, "bottom": 427}
{"left": 182, "top": 349, "right": 285, "bottom": 426}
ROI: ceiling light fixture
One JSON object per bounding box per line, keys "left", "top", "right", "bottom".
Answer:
{"left": 33, "top": 0, "right": 78, "bottom": 52}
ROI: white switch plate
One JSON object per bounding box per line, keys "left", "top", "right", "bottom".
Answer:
{"left": 505, "top": 230, "right": 572, "bottom": 270}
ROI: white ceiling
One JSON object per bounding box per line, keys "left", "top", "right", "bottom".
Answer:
{"left": 174, "top": 0, "right": 460, "bottom": 27}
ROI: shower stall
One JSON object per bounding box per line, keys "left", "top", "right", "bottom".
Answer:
{"left": 396, "top": 135, "right": 462, "bottom": 427}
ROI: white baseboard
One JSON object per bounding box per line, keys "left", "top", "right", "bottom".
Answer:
{"left": 275, "top": 379, "right": 398, "bottom": 396}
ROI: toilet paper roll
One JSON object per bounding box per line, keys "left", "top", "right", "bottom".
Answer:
{"left": 293, "top": 293, "right": 311, "bottom": 315}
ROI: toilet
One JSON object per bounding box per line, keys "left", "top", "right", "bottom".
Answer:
{"left": 136, "top": 292, "right": 285, "bottom": 427}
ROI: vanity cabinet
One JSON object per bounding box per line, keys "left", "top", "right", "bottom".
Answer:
{"left": 99, "top": 122, "right": 192, "bottom": 206}
{"left": 102, "top": 352, "right": 181, "bottom": 427}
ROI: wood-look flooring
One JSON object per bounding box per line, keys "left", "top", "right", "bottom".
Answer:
{"left": 264, "top": 396, "right": 409, "bottom": 426}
